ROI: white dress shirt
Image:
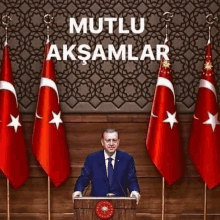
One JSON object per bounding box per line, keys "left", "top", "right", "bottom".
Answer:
{"left": 104, "top": 150, "right": 116, "bottom": 177}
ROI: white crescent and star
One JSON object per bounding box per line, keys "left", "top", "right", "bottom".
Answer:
{"left": 0, "top": 78, "right": 62, "bottom": 131}
{"left": 163, "top": 111, "right": 178, "bottom": 129}
{"left": 199, "top": 79, "right": 217, "bottom": 101}
{"left": 36, "top": 112, "right": 43, "bottom": 119}
{"left": 49, "top": 111, "right": 63, "bottom": 129}
{"left": 0, "top": 81, "right": 22, "bottom": 132}
{"left": 203, "top": 112, "right": 220, "bottom": 132}
{"left": 36, "top": 77, "right": 60, "bottom": 120}
{"left": 151, "top": 112, "right": 158, "bottom": 118}
{"left": 193, "top": 115, "right": 199, "bottom": 120}
{"left": 40, "top": 77, "right": 59, "bottom": 102}
{"left": 7, "top": 114, "right": 21, "bottom": 133}
{"left": 156, "top": 77, "right": 175, "bottom": 101}
{"left": 194, "top": 79, "right": 217, "bottom": 122}
{"left": 151, "top": 76, "right": 175, "bottom": 119}
{"left": 0, "top": 81, "right": 18, "bottom": 106}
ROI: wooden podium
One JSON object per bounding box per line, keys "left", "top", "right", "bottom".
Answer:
{"left": 74, "top": 197, "right": 137, "bottom": 220}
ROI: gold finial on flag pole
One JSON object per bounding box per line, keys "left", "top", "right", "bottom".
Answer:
{"left": 44, "top": 14, "right": 53, "bottom": 43}
{"left": 2, "top": 15, "right": 12, "bottom": 46}
{"left": 206, "top": 14, "right": 218, "bottom": 45}
{"left": 163, "top": 12, "right": 173, "bottom": 43}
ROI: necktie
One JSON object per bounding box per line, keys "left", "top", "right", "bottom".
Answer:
{"left": 108, "top": 158, "right": 113, "bottom": 186}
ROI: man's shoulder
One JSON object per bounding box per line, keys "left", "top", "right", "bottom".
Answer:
{"left": 117, "top": 150, "right": 133, "bottom": 160}
{"left": 86, "top": 150, "right": 103, "bottom": 160}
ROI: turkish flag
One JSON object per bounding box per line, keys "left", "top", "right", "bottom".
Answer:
{"left": 0, "top": 45, "right": 29, "bottom": 189}
{"left": 188, "top": 43, "right": 220, "bottom": 189}
{"left": 32, "top": 43, "right": 71, "bottom": 187}
{"left": 146, "top": 42, "right": 184, "bottom": 185}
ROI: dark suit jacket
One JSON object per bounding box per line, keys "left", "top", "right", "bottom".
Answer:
{"left": 74, "top": 150, "right": 140, "bottom": 197}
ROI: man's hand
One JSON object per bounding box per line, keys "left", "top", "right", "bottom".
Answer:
{"left": 72, "top": 191, "right": 82, "bottom": 202}
{"left": 130, "top": 191, "right": 141, "bottom": 205}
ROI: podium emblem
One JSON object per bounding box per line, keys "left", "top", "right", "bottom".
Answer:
{"left": 95, "top": 200, "right": 114, "bottom": 219}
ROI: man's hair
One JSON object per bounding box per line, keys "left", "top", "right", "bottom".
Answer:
{"left": 102, "top": 128, "right": 119, "bottom": 139}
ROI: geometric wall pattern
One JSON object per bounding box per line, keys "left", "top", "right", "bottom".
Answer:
{"left": 0, "top": 0, "right": 219, "bottom": 113}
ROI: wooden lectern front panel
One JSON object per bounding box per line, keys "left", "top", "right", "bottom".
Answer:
{"left": 74, "top": 197, "right": 136, "bottom": 220}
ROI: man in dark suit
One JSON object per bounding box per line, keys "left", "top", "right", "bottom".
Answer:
{"left": 72, "top": 129, "right": 141, "bottom": 204}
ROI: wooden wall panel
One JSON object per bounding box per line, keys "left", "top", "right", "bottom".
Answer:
{"left": 0, "top": 114, "right": 219, "bottom": 219}
{"left": 21, "top": 121, "right": 200, "bottom": 179}
{"left": 207, "top": 186, "right": 220, "bottom": 214}
{"left": 64, "top": 121, "right": 198, "bottom": 179}
{"left": 10, "top": 213, "right": 47, "bottom": 220}
{"left": 136, "top": 213, "right": 205, "bottom": 220}
{"left": 51, "top": 178, "right": 76, "bottom": 213}
{"left": 51, "top": 213, "right": 74, "bottom": 220}
{"left": 0, "top": 213, "right": 75, "bottom": 220}
{"left": 165, "top": 178, "right": 204, "bottom": 214}
{"left": 137, "top": 177, "right": 205, "bottom": 215}
{"left": 0, "top": 179, "right": 6, "bottom": 213}
{"left": 137, "top": 178, "right": 162, "bottom": 214}
{"left": 137, "top": 214, "right": 220, "bottom": 220}
{"left": 0, "top": 213, "right": 218, "bottom": 220}
{"left": 0, "top": 214, "right": 7, "bottom": 220}
{"left": 207, "top": 216, "right": 220, "bottom": 220}
{"left": 10, "top": 178, "right": 48, "bottom": 213}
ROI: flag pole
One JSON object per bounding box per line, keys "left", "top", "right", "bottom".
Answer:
{"left": 203, "top": 15, "right": 217, "bottom": 220}
{"left": 48, "top": 176, "right": 51, "bottom": 220}
{"left": 162, "top": 12, "right": 174, "bottom": 220}
{"left": 7, "top": 179, "right": 10, "bottom": 220}
{"left": 3, "top": 15, "right": 12, "bottom": 220}
{"left": 204, "top": 183, "right": 207, "bottom": 220}
{"left": 204, "top": 14, "right": 218, "bottom": 220}
{"left": 162, "top": 177, "right": 165, "bottom": 220}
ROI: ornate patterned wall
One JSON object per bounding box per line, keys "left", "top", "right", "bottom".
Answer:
{"left": 0, "top": 0, "right": 219, "bottom": 113}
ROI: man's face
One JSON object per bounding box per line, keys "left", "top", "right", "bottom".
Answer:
{"left": 101, "top": 132, "right": 120, "bottom": 155}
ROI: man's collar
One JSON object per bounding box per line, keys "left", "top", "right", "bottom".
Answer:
{"left": 104, "top": 150, "right": 117, "bottom": 160}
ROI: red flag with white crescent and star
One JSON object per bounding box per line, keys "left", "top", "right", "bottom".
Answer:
{"left": 32, "top": 43, "right": 71, "bottom": 187}
{"left": 146, "top": 40, "right": 184, "bottom": 185}
{"left": 188, "top": 43, "right": 220, "bottom": 189}
{"left": 0, "top": 44, "right": 29, "bottom": 189}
